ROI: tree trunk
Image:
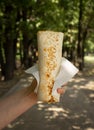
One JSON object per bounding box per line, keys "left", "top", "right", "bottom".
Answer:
{"left": 3, "top": 5, "right": 16, "bottom": 80}
{"left": 13, "top": 39, "right": 17, "bottom": 69}
{"left": 0, "top": 42, "right": 5, "bottom": 77}
{"left": 22, "top": 9, "right": 29, "bottom": 69}
{"left": 77, "top": 0, "right": 83, "bottom": 70}
{"left": 4, "top": 39, "right": 14, "bottom": 80}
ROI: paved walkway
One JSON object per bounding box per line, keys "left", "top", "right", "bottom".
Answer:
{"left": 2, "top": 68, "right": 94, "bottom": 130}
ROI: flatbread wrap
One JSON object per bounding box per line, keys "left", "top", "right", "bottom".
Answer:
{"left": 37, "top": 31, "right": 64, "bottom": 102}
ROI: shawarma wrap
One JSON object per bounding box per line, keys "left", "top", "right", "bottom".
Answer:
{"left": 37, "top": 31, "right": 64, "bottom": 102}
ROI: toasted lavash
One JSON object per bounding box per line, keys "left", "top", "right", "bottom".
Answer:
{"left": 37, "top": 31, "right": 64, "bottom": 102}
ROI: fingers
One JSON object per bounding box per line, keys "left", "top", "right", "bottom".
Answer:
{"left": 57, "top": 83, "right": 67, "bottom": 94}
{"left": 57, "top": 88, "right": 65, "bottom": 94}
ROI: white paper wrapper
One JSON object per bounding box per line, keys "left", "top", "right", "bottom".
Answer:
{"left": 25, "top": 57, "right": 79, "bottom": 101}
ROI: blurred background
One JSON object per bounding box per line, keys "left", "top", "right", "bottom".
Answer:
{"left": 0, "top": 1, "right": 94, "bottom": 130}
{"left": 0, "top": 0, "right": 94, "bottom": 80}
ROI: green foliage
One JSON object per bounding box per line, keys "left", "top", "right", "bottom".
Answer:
{"left": 0, "top": 0, "right": 94, "bottom": 79}
{"left": 1, "top": 0, "right": 93, "bottom": 49}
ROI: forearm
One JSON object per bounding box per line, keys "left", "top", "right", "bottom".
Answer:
{"left": 0, "top": 79, "right": 37, "bottom": 129}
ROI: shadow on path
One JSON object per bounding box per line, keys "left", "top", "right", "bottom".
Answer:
{"left": 3, "top": 69, "right": 94, "bottom": 130}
